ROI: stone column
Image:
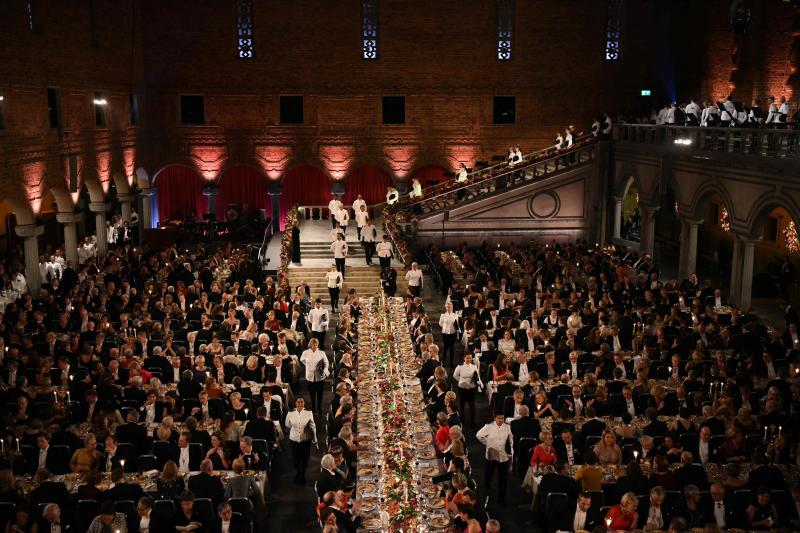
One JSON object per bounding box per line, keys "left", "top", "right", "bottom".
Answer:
{"left": 138, "top": 188, "right": 154, "bottom": 245}
{"left": 90, "top": 202, "right": 109, "bottom": 258}
{"left": 678, "top": 218, "right": 702, "bottom": 281}
{"left": 729, "top": 237, "right": 743, "bottom": 307}
{"left": 738, "top": 239, "right": 757, "bottom": 312}
{"left": 118, "top": 193, "right": 135, "bottom": 224}
{"left": 56, "top": 212, "right": 82, "bottom": 267}
{"left": 638, "top": 205, "right": 659, "bottom": 256}
{"left": 15, "top": 224, "right": 44, "bottom": 296}
{"left": 612, "top": 196, "right": 624, "bottom": 239}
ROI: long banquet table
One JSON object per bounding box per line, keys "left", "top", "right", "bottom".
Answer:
{"left": 353, "top": 296, "right": 450, "bottom": 532}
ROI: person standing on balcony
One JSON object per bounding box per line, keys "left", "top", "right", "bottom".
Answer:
{"left": 554, "top": 131, "right": 564, "bottom": 150}
{"left": 456, "top": 163, "right": 469, "bottom": 183}
{"left": 602, "top": 112, "right": 613, "bottom": 136}
{"left": 330, "top": 233, "right": 347, "bottom": 279}
{"left": 327, "top": 196, "right": 342, "bottom": 228}
{"left": 409, "top": 178, "right": 423, "bottom": 199}
{"left": 686, "top": 99, "right": 701, "bottom": 124}
{"left": 778, "top": 96, "right": 789, "bottom": 126}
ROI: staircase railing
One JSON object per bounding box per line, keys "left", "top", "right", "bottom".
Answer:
{"left": 395, "top": 139, "right": 597, "bottom": 216}
{"left": 616, "top": 123, "right": 800, "bottom": 159}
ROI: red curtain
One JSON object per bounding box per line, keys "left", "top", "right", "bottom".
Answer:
{"left": 280, "top": 165, "right": 332, "bottom": 229}
{"left": 412, "top": 165, "right": 448, "bottom": 188}
{"left": 156, "top": 165, "right": 206, "bottom": 222}
{"left": 342, "top": 166, "right": 394, "bottom": 206}
{"left": 217, "top": 166, "right": 269, "bottom": 219}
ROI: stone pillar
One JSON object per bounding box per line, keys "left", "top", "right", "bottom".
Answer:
{"left": 118, "top": 193, "right": 135, "bottom": 224}
{"left": 738, "top": 239, "right": 757, "bottom": 312}
{"left": 90, "top": 202, "right": 109, "bottom": 258}
{"left": 15, "top": 224, "right": 44, "bottom": 296}
{"left": 56, "top": 212, "right": 82, "bottom": 267}
{"left": 203, "top": 189, "right": 218, "bottom": 218}
{"left": 678, "top": 218, "right": 702, "bottom": 281}
{"left": 138, "top": 188, "right": 153, "bottom": 244}
{"left": 612, "top": 196, "right": 624, "bottom": 239}
{"left": 638, "top": 205, "right": 659, "bottom": 256}
{"left": 729, "top": 237, "right": 743, "bottom": 307}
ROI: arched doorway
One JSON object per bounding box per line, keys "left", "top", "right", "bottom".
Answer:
{"left": 153, "top": 165, "right": 207, "bottom": 224}
{"left": 749, "top": 205, "right": 800, "bottom": 302}
{"left": 342, "top": 165, "right": 393, "bottom": 206}
{"left": 280, "top": 165, "right": 331, "bottom": 230}
{"left": 217, "top": 165, "right": 270, "bottom": 220}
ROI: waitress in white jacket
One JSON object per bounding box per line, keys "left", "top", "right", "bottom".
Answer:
{"left": 285, "top": 396, "right": 317, "bottom": 484}
{"left": 325, "top": 264, "right": 343, "bottom": 312}
{"left": 453, "top": 353, "right": 480, "bottom": 426}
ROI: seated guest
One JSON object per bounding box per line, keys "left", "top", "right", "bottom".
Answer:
{"left": 174, "top": 491, "right": 206, "bottom": 532}
{"left": 593, "top": 430, "right": 622, "bottom": 466}
{"left": 638, "top": 485, "right": 668, "bottom": 531}
{"left": 101, "top": 468, "right": 144, "bottom": 503}
{"left": 604, "top": 492, "right": 639, "bottom": 532}
{"left": 188, "top": 459, "right": 225, "bottom": 507}
{"left": 674, "top": 451, "right": 708, "bottom": 490}
{"left": 561, "top": 491, "right": 599, "bottom": 532}
{"left": 210, "top": 502, "right": 246, "bottom": 533}
{"left": 69, "top": 434, "right": 101, "bottom": 473}
{"left": 649, "top": 455, "right": 678, "bottom": 490}
{"left": 530, "top": 430, "right": 557, "bottom": 470}
{"left": 554, "top": 427, "right": 582, "bottom": 466}
{"left": 156, "top": 460, "right": 185, "bottom": 500}
{"left": 86, "top": 501, "right": 128, "bottom": 533}
{"left": 673, "top": 484, "right": 705, "bottom": 529}
{"left": 28, "top": 469, "right": 70, "bottom": 511}
{"left": 574, "top": 450, "right": 603, "bottom": 492}
{"left": 615, "top": 461, "right": 649, "bottom": 502}
{"left": 704, "top": 482, "right": 738, "bottom": 530}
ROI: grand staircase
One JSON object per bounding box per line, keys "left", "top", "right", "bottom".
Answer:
{"left": 286, "top": 265, "right": 408, "bottom": 300}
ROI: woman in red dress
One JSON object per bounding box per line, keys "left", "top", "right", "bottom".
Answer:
{"left": 529, "top": 430, "right": 557, "bottom": 469}
{"left": 604, "top": 492, "right": 639, "bottom": 531}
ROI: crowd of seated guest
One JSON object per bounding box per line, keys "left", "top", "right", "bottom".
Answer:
{"left": 421, "top": 237, "right": 800, "bottom": 531}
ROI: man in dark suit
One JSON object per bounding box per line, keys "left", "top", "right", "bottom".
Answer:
{"left": 100, "top": 435, "right": 127, "bottom": 473}
{"left": 559, "top": 491, "right": 599, "bottom": 533}
{"left": 188, "top": 459, "right": 225, "bottom": 506}
{"left": 698, "top": 405, "right": 726, "bottom": 436}
{"left": 29, "top": 469, "right": 70, "bottom": 510}
{"left": 510, "top": 407, "right": 540, "bottom": 449}
{"left": 638, "top": 486, "right": 670, "bottom": 530}
{"left": 317, "top": 455, "right": 344, "bottom": 498}
{"left": 576, "top": 407, "right": 606, "bottom": 450}
{"left": 26, "top": 433, "right": 64, "bottom": 475}
{"left": 209, "top": 502, "right": 247, "bottom": 533}
{"left": 535, "top": 462, "right": 578, "bottom": 515}
{"left": 642, "top": 407, "right": 668, "bottom": 437}
{"left": 101, "top": 468, "right": 144, "bottom": 503}
{"left": 243, "top": 406, "right": 278, "bottom": 446}
{"left": 238, "top": 436, "right": 268, "bottom": 471}
{"left": 510, "top": 351, "right": 537, "bottom": 383}
{"left": 702, "top": 483, "right": 739, "bottom": 530}
{"left": 554, "top": 428, "right": 583, "bottom": 466}
{"left": 673, "top": 451, "right": 709, "bottom": 490}
{"left": 115, "top": 410, "right": 149, "bottom": 457}
{"left": 36, "top": 504, "right": 77, "bottom": 533}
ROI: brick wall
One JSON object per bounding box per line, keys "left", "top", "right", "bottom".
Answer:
{"left": 3, "top": 0, "right": 792, "bottom": 220}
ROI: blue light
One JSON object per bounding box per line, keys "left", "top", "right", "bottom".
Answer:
{"left": 641, "top": 89, "right": 652, "bottom": 96}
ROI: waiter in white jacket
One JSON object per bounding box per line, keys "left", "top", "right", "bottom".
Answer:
{"left": 325, "top": 264, "right": 344, "bottom": 312}
{"left": 330, "top": 233, "right": 348, "bottom": 279}
{"left": 327, "top": 196, "right": 342, "bottom": 228}
{"left": 476, "top": 414, "right": 512, "bottom": 504}
{"left": 354, "top": 204, "right": 369, "bottom": 240}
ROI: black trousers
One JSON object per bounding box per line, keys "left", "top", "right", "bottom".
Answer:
{"left": 484, "top": 459, "right": 508, "bottom": 502}
{"left": 458, "top": 386, "right": 476, "bottom": 424}
{"left": 335, "top": 257, "right": 346, "bottom": 279}
{"left": 312, "top": 330, "right": 326, "bottom": 348}
{"left": 410, "top": 285, "right": 421, "bottom": 297}
{"left": 364, "top": 242, "right": 375, "bottom": 264}
{"left": 379, "top": 256, "right": 390, "bottom": 268}
{"left": 442, "top": 333, "right": 457, "bottom": 365}
{"left": 329, "top": 287, "right": 340, "bottom": 310}
{"left": 356, "top": 226, "right": 363, "bottom": 239}
{"left": 290, "top": 439, "right": 312, "bottom": 480}
{"left": 307, "top": 380, "right": 325, "bottom": 414}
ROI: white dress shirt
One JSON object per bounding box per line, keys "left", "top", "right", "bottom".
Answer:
{"left": 144, "top": 403, "right": 156, "bottom": 423}
{"left": 686, "top": 102, "right": 701, "bottom": 119}
{"left": 355, "top": 211, "right": 369, "bottom": 228}
{"left": 285, "top": 408, "right": 316, "bottom": 442}
{"left": 307, "top": 307, "right": 329, "bottom": 333}
{"left": 453, "top": 363, "right": 478, "bottom": 389}
{"left": 325, "top": 271, "right": 343, "bottom": 289}
{"left": 376, "top": 242, "right": 393, "bottom": 258}
{"left": 647, "top": 504, "right": 664, "bottom": 529}
{"left": 221, "top": 519, "right": 231, "bottom": 533}
{"left": 352, "top": 199, "right": 366, "bottom": 214}
{"left": 331, "top": 240, "right": 348, "bottom": 259}
{"left": 573, "top": 504, "right": 588, "bottom": 531}
{"left": 699, "top": 440, "right": 709, "bottom": 464}
{"left": 476, "top": 422, "right": 512, "bottom": 462}
{"left": 334, "top": 209, "right": 349, "bottom": 227}
{"left": 714, "top": 501, "right": 726, "bottom": 528}
{"left": 38, "top": 446, "right": 48, "bottom": 470}
{"left": 405, "top": 269, "right": 423, "bottom": 288}
{"left": 300, "top": 348, "right": 329, "bottom": 382}
{"left": 439, "top": 312, "right": 459, "bottom": 335}
{"left": 328, "top": 199, "right": 342, "bottom": 216}
{"left": 139, "top": 514, "right": 150, "bottom": 533}
{"left": 517, "top": 362, "right": 529, "bottom": 383}
{"left": 456, "top": 168, "right": 468, "bottom": 182}
{"left": 179, "top": 446, "right": 191, "bottom": 472}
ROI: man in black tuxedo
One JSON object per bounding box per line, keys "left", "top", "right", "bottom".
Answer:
{"left": 26, "top": 433, "right": 63, "bottom": 475}
{"left": 209, "top": 502, "right": 247, "bottom": 533}
{"left": 576, "top": 407, "right": 606, "bottom": 450}
{"left": 642, "top": 407, "right": 668, "bottom": 437}
{"left": 184, "top": 417, "right": 212, "bottom": 451}
{"left": 101, "top": 468, "right": 144, "bottom": 503}
{"left": 238, "top": 436, "right": 268, "bottom": 471}
{"left": 638, "top": 486, "right": 670, "bottom": 530}
{"left": 702, "top": 483, "right": 739, "bottom": 530}
{"left": 243, "top": 406, "right": 278, "bottom": 446}
{"left": 317, "top": 454, "right": 344, "bottom": 498}
{"left": 188, "top": 459, "right": 225, "bottom": 506}
{"left": 29, "top": 469, "right": 70, "bottom": 511}
{"left": 554, "top": 428, "right": 583, "bottom": 466}
{"left": 510, "top": 406, "right": 540, "bottom": 449}
{"left": 35, "top": 504, "right": 77, "bottom": 533}
{"left": 115, "top": 410, "right": 149, "bottom": 457}
{"left": 100, "top": 435, "right": 126, "bottom": 473}
{"left": 559, "top": 491, "right": 599, "bottom": 533}
{"left": 535, "top": 462, "right": 578, "bottom": 515}
{"left": 698, "top": 405, "right": 726, "bottom": 436}
{"left": 673, "top": 451, "right": 709, "bottom": 490}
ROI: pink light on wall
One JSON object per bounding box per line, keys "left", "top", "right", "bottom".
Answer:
{"left": 319, "top": 144, "right": 355, "bottom": 180}
{"left": 383, "top": 145, "right": 418, "bottom": 180}
{"left": 122, "top": 148, "right": 136, "bottom": 186}
{"left": 190, "top": 144, "right": 229, "bottom": 182}
{"left": 255, "top": 145, "right": 293, "bottom": 180}
{"left": 96, "top": 151, "right": 111, "bottom": 193}
{"left": 445, "top": 144, "right": 480, "bottom": 172}
{"left": 23, "top": 161, "right": 45, "bottom": 215}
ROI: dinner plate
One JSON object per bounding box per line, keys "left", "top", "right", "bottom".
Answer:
{"left": 419, "top": 450, "right": 436, "bottom": 460}
{"left": 357, "top": 467, "right": 375, "bottom": 477}
{"left": 422, "top": 466, "right": 440, "bottom": 476}
{"left": 427, "top": 499, "right": 445, "bottom": 509}
{"left": 359, "top": 482, "right": 377, "bottom": 492}
{"left": 362, "top": 518, "right": 383, "bottom": 529}
{"left": 431, "top": 516, "right": 450, "bottom": 528}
